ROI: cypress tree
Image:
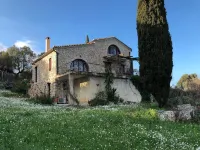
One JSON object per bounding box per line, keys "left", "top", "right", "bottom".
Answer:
{"left": 86, "top": 35, "right": 90, "bottom": 43}
{"left": 137, "top": 0, "right": 173, "bottom": 107}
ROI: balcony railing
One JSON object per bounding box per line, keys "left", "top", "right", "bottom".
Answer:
{"left": 115, "top": 68, "right": 133, "bottom": 76}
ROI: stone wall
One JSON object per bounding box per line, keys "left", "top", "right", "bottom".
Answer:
{"left": 29, "top": 51, "right": 57, "bottom": 97}
{"left": 56, "top": 38, "right": 132, "bottom": 76}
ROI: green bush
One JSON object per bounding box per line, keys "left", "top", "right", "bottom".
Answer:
{"left": 26, "top": 95, "right": 54, "bottom": 105}
{"left": 132, "top": 108, "right": 158, "bottom": 120}
{"left": 167, "top": 96, "right": 195, "bottom": 108}
{"left": 88, "top": 90, "right": 124, "bottom": 106}
{"left": 1, "top": 91, "right": 25, "bottom": 98}
{"left": 88, "top": 91, "right": 108, "bottom": 106}
{"left": 192, "top": 108, "right": 200, "bottom": 123}
{"left": 11, "top": 79, "right": 30, "bottom": 95}
{"left": 0, "top": 82, "right": 5, "bottom": 89}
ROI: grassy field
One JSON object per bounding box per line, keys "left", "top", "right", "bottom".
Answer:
{"left": 0, "top": 90, "right": 200, "bottom": 150}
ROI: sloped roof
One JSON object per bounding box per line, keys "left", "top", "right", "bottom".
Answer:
{"left": 32, "top": 37, "right": 132, "bottom": 64}
{"left": 91, "top": 37, "right": 132, "bottom": 50}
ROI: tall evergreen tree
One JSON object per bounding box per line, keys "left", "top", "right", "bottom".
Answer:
{"left": 86, "top": 35, "right": 90, "bottom": 43}
{"left": 137, "top": 0, "right": 173, "bottom": 107}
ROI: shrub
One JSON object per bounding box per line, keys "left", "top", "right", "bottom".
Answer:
{"left": 11, "top": 79, "right": 30, "bottom": 95}
{"left": 0, "top": 82, "right": 5, "bottom": 89}
{"left": 3, "top": 82, "right": 13, "bottom": 89}
{"left": 132, "top": 108, "right": 158, "bottom": 120}
{"left": 192, "top": 108, "right": 200, "bottom": 123}
{"left": 26, "top": 95, "right": 54, "bottom": 105}
{"left": 90, "top": 68, "right": 124, "bottom": 106}
{"left": 167, "top": 96, "right": 195, "bottom": 108}
{"left": 88, "top": 91, "right": 108, "bottom": 106}
{"left": 1, "top": 91, "right": 25, "bottom": 98}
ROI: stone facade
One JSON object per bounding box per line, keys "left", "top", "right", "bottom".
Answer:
{"left": 29, "top": 37, "right": 141, "bottom": 104}
{"left": 29, "top": 51, "right": 57, "bottom": 97}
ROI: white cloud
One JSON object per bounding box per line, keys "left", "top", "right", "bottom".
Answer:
{"left": 14, "top": 40, "right": 41, "bottom": 54}
{"left": 0, "top": 43, "right": 7, "bottom": 51}
{"left": 14, "top": 40, "right": 34, "bottom": 49}
{"left": 0, "top": 39, "right": 41, "bottom": 54}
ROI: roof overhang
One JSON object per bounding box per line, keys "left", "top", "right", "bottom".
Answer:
{"left": 32, "top": 49, "right": 56, "bottom": 65}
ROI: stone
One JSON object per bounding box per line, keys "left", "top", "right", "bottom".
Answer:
{"left": 177, "top": 104, "right": 193, "bottom": 110}
{"left": 176, "top": 104, "right": 195, "bottom": 121}
{"left": 158, "top": 110, "right": 176, "bottom": 122}
{"left": 177, "top": 110, "right": 193, "bottom": 121}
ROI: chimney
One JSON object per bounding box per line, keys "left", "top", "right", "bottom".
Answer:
{"left": 45, "top": 37, "right": 50, "bottom": 52}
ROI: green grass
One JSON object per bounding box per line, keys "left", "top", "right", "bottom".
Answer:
{"left": 0, "top": 91, "right": 200, "bottom": 150}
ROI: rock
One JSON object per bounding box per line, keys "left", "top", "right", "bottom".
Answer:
{"left": 177, "top": 104, "right": 193, "bottom": 110}
{"left": 176, "top": 104, "right": 195, "bottom": 121}
{"left": 158, "top": 110, "right": 176, "bottom": 122}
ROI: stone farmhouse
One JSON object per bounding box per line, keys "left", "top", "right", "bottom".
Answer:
{"left": 29, "top": 37, "right": 141, "bottom": 104}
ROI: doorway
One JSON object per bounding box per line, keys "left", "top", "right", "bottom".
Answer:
{"left": 47, "top": 83, "right": 51, "bottom": 97}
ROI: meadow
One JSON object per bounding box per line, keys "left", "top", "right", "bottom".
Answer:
{"left": 0, "top": 90, "right": 200, "bottom": 150}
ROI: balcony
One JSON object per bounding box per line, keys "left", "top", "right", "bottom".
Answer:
{"left": 115, "top": 68, "right": 133, "bottom": 77}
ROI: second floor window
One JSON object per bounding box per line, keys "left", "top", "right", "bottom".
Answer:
{"left": 108, "top": 45, "right": 120, "bottom": 55}
{"left": 70, "top": 59, "right": 88, "bottom": 72}
{"left": 49, "top": 58, "right": 52, "bottom": 71}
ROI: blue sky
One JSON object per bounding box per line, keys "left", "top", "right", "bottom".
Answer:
{"left": 0, "top": 0, "right": 200, "bottom": 85}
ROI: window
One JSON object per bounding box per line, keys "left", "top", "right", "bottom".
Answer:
{"left": 49, "top": 58, "right": 52, "bottom": 71}
{"left": 108, "top": 45, "right": 120, "bottom": 55}
{"left": 70, "top": 59, "right": 88, "bottom": 72}
{"left": 35, "top": 67, "right": 37, "bottom": 82}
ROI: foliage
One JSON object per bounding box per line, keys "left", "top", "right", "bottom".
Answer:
{"left": 1, "top": 91, "right": 25, "bottom": 98}
{"left": 168, "top": 84, "right": 200, "bottom": 108}
{"left": 89, "top": 69, "right": 123, "bottom": 106}
{"left": 131, "top": 75, "right": 151, "bottom": 102}
{"left": 85, "top": 35, "right": 90, "bottom": 43}
{"left": 177, "top": 73, "right": 198, "bottom": 90}
{"left": 167, "top": 96, "right": 195, "bottom": 108}
{"left": 88, "top": 91, "right": 108, "bottom": 106}
{"left": 27, "top": 95, "right": 54, "bottom": 105}
{"left": 7, "top": 45, "right": 36, "bottom": 77}
{"left": 0, "top": 51, "right": 13, "bottom": 73}
{"left": 192, "top": 108, "right": 200, "bottom": 123}
{"left": 37, "top": 52, "right": 45, "bottom": 57}
{"left": 0, "top": 96, "right": 200, "bottom": 149}
{"left": 132, "top": 108, "right": 158, "bottom": 120}
{"left": 137, "top": 0, "right": 173, "bottom": 108}
{"left": 10, "top": 79, "right": 30, "bottom": 95}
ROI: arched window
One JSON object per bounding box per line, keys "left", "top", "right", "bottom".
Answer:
{"left": 70, "top": 59, "right": 89, "bottom": 72}
{"left": 108, "top": 45, "right": 120, "bottom": 55}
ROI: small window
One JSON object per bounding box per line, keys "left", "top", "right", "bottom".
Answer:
{"left": 35, "top": 67, "right": 37, "bottom": 82}
{"left": 108, "top": 45, "right": 120, "bottom": 55}
{"left": 49, "top": 58, "right": 52, "bottom": 71}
